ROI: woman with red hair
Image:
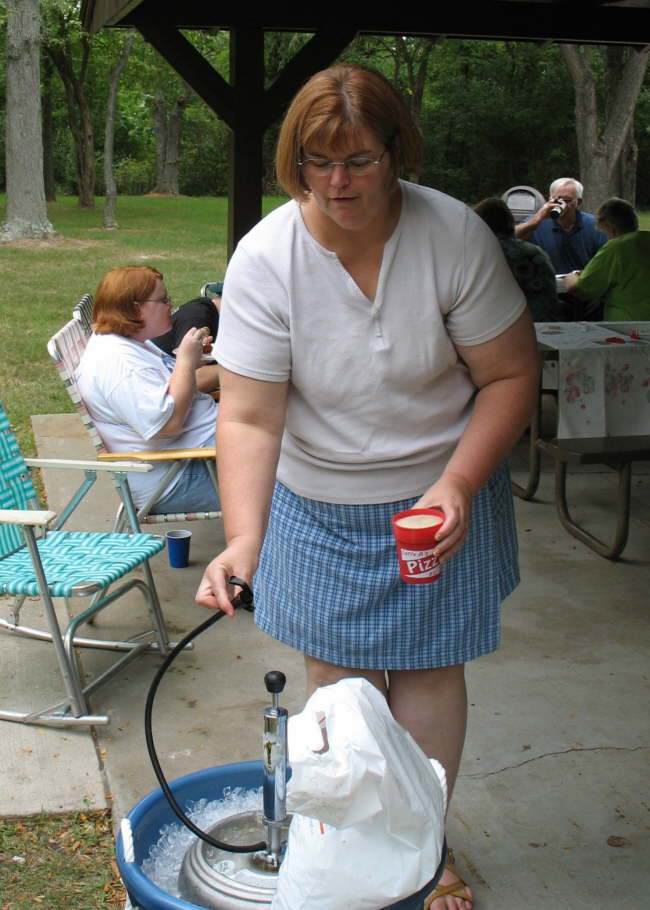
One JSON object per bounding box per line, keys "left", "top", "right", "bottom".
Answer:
{"left": 76, "top": 265, "right": 218, "bottom": 514}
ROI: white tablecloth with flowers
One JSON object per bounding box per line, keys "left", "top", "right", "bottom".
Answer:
{"left": 535, "top": 322, "right": 650, "bottom": 439}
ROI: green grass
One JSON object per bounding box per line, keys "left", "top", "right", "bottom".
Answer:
{"left": 0, "top": 809, "right": 125, "bottom": 909}
{"left": 0, "top": 194, "right": 286, "bottom": 455}
{"left": 636, "top": 210, "right": 650, "bottom": 230}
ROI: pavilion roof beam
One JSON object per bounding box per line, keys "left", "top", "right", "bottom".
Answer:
{"left": 133, "top": 22, "right": 358, "bottom": 133}
{"left": 136, "top": 21, "right": 238, "bottom": 128}
{"left": 354, "top": 7, "right": 650, "bottom": 47}
{"left": 264, "top": 28, "right": 359, "bottom": 127}
{"left": 86, "top": 1, "right": 650, "bottom": 47}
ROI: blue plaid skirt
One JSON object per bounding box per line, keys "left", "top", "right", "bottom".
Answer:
{"left": 254, "top": 464, "right": 519, "bottom": 670}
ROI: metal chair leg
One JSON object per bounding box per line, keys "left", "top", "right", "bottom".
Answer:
{"left": 8, "top": 594, "right": 27, "bottom": 625}
{"left": 206, "top": 457, "right": 218, "bottom": 492}
{"left": 22, "top": 526, "right": 89, "bottom": 717}
{"left": 1, "top": 527, "right": 173, "bottom": 726}
{"left": 112, "top": 463, "right": 186, "bottom": 532}
{"left": 0, "top": 704, "right": 109, "bottom": 727}
{"left": 140, "top": 559, "right": 172, "bottom": 654}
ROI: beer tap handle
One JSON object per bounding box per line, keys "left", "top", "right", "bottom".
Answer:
{"left": 265, "top": 671, "right": 286, "bottom": 707}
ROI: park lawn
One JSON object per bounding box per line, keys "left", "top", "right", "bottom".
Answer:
{"left": 637, "top": 210, "right": 649, "bottom": 230}
{"left": 0, "top": 194, "right": 285, "bottom": 455}
{"left": 0, "top": 809, "right": 125, "bottom": 909}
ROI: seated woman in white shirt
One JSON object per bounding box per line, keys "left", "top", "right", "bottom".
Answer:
{"left": 76, "top": 265, "right": 219, "bottom": 514}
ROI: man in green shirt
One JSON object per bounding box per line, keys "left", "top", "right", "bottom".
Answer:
{"left": 564, "top": 198, "right": 650, "bottom": 322}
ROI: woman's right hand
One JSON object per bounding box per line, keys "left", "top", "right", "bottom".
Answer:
{"left": 413, "top": 471, "right": 474, "bottom": 564}
{"left": 195, "top": 541, "right": 259, "bottom": 616}
{"left": 176, "top": 326, "right": 206, "bottom": 369}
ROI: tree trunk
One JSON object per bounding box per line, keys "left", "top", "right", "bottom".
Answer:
{"left": 617, "top": 124, "right": 638, "bottom": 204}
{"left": 394, "top": 37, "right": 439, "bottom": 183}
{"left": 151, "top": 88, "right": 187, "bottom": 195}
{"left": 560, "top": 44, "right": 650, "bottom": 212}
{"left": 606, "top": 47, "right": 639, "bottom": 204}
{"left": 42, "top": 54, "right": 57, "bottom": 202}
{"left": 1, "top": 0, "right": 54, "bottom": 241}
{"left": 103, "top": 33, "right": 135, "bottom": 229}
{"left": 47, "top": 27, "right": 96, "bottom": 209}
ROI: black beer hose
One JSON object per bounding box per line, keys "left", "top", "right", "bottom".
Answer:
{"left": 143, "top": 577, "right": 267, "bottom": 853}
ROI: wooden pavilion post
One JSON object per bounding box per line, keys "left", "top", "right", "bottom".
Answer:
{"left": 228, "top": 28, "right": 265, "bottom": 257}
{"left": 112, "top": 16, "right": 357, "bottom": 255}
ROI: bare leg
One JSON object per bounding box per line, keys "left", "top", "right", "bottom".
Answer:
{"left": 388, "top": 665, "right": 472, "bottom": 910}
{"left": 302, "top": 659, "right": 472, "bottom": 909}
{"left": 303, "top": 654, "right": 387, "bottom": 699}
{"left": 387, "top": 665, "right": 467, "bottom": 798}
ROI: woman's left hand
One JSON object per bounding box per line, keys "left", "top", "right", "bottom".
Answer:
{"left": 413, "top": 472, "right": 474, "bottom": 563}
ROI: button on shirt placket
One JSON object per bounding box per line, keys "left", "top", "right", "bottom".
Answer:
{"left": 372, "top": 311, "right": 386, "bottom": 347}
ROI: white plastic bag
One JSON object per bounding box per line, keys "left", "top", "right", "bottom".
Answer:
{"left": 272, "top": 678, "right": 447, "bottom": 910}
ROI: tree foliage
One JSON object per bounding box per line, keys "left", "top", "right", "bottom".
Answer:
{"left": 1, "top": 26, "right": 649, "bottom": 209}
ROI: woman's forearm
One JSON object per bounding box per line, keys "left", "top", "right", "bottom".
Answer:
{"left": 196, "top": 372, "right": 287, "bottom": 613}
{"left": 160, "top": 328, "right": 205, "bottom": 435}
{"left": 216, "top": 416, "right": 283, "bottom": 555}
{"left": 194, "top": 417, "right": 281, "bottom": 614}
{"left": 442, "top": 371, "right": 539, "bottom": 494}
{"left": 446, "top": 310, "right": 540, "bottom": 493}
{"left": 415, "top": 310, "right": 539, "bottom": 559}
{"left": 216, "top": 370, "right": 288, "bottom": 553}
{"left": 160, "top": 357, "right": 197, "bottom": 434}
{"left": 195, "top": 364, "right": 221, "bottom": 393}
{"left": 415, "top": 316, "right": 539, "bottom": 562}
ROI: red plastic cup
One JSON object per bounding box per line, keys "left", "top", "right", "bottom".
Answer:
{"left": 391, "top": 508, "right": 445, "bottom": 584}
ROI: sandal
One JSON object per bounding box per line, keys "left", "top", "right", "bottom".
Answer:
{"left": 423, "top": 848, "right": 473, "bottom": 908}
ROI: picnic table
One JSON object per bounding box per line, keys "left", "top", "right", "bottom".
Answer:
{"left": 536, "top": 321, "right": 650, "bottom": 438}
{"left": 512, "top": 321, "right": 650, "bottom": 558}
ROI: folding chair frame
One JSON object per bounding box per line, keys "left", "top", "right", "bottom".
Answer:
{"left": 0, "top": 457, "right": 176, "bottom": 727}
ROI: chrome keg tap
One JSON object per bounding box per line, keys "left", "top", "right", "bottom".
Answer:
{"left": 254, "top": 670, "right": 288, "bottom": 872}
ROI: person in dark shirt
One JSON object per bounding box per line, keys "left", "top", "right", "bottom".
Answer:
{"left": 153, "top": 287, "right": 221, "bottom": 393}
{"left": 475, "top": 197, "right": 563, "bottom": 322}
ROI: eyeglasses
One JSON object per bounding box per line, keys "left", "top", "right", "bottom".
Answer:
{"left": 142, "top": 295, "right": 172, "bottom": 306}
{"left": 553, "top": 196, "right": 576, "bottom": 205}
{"left": 298, "top": 147, "right": 388, "bottom": 177}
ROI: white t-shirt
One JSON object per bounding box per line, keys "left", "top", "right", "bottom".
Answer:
{"left": 76, "top": 333, "right": 217, "bottom": 507}
{"left": 215, "top": 181, "right": 526, "bottom": 504}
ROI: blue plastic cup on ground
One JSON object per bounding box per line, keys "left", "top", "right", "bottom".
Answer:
{"left": 165, "top": 530, "right": 192, "bottom": 568}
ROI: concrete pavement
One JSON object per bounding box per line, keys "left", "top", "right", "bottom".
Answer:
{"left": 0, "top": 412, "right": 648, "bottom": 909}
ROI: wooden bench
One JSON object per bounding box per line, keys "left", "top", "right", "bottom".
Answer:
{"left": 535, "top": 435, "right": 650, "bottom": 559}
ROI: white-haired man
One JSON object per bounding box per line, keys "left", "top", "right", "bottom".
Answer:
{"left": 515, "top": 178, "right": 607, "bottom": 274}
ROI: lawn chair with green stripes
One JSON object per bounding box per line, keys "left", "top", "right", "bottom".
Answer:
{"left": 47, "top": 317, "right": 220, "bottom": 531}
{"left": 0, "top": 401, "right": 173, "bottom": 727}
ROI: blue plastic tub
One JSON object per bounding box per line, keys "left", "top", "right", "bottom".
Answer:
{"left": 116, "top": 760, "right": 444, "bottom": 910}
